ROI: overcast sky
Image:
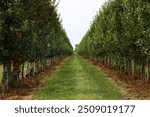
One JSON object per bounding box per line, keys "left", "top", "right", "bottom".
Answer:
{"left": 57, "top": 0, "right": 108, "bottom": 48}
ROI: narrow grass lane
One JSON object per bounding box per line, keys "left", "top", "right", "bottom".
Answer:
{"left": 33, "top": 55, "right": 123, "bottom": 100}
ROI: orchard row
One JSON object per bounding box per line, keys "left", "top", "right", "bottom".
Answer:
{"left": 77, "top": 0, "right": 150, "bottom": 80}
{"left": 0, "top": 0, "right": 73, "bottom": 90}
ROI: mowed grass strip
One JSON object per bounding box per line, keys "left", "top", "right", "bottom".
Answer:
{"left": 33, "top": 55, "right": 123, "bottom": 100}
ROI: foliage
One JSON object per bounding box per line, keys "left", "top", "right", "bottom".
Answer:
{"left": 0, "top": 0, "right": 73, "bottom": 87}
{"left": 77, "top": 0, "right": 150, "bottom": 78}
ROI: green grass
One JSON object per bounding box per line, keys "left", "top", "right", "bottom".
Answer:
{"left": 33, "top": 55, "right": 123, "bottom": 100}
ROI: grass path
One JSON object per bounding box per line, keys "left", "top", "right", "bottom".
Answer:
{"left": 33, "top": 55, "right": 124, "bottom": 100}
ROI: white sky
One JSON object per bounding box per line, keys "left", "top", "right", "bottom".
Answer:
{"left": 57, "top": 0, "right": 108, "bottom": 48}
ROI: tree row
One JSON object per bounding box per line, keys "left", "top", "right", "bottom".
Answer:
{"left": 0, "top": 0, "right": 73, "bottom": 90}
{"left": 77, "top": 0, "right": 150, "bottom": 80}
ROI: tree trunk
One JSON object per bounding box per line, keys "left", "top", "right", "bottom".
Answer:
{"left": 104, "top": 56, "right": 107, "bottom": 66}
{"left": 131, "top": 59, "right": 135, "bottom": 75}
{"left": 12, "top": 60, "right": 21, "bottom": 86}
{"left": 21, "top": 62, "right": 25, "bottom": 79}
{"left": 141, "top": 56, "right": 145, "bottom": 80}
{"left": 128, "top": 60, "right": 132, "bottom": 74}
{"left": 124, "top": 59, "right": 127, "bottom": 73}
{"left": 26, "top": 61, "right": 29, "bottom": 73}
{"left": 146, "top": 59, "right": 150, "bottom": 81}
{"left": 2, "top": 60, "right": 11, "bottom": 92}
